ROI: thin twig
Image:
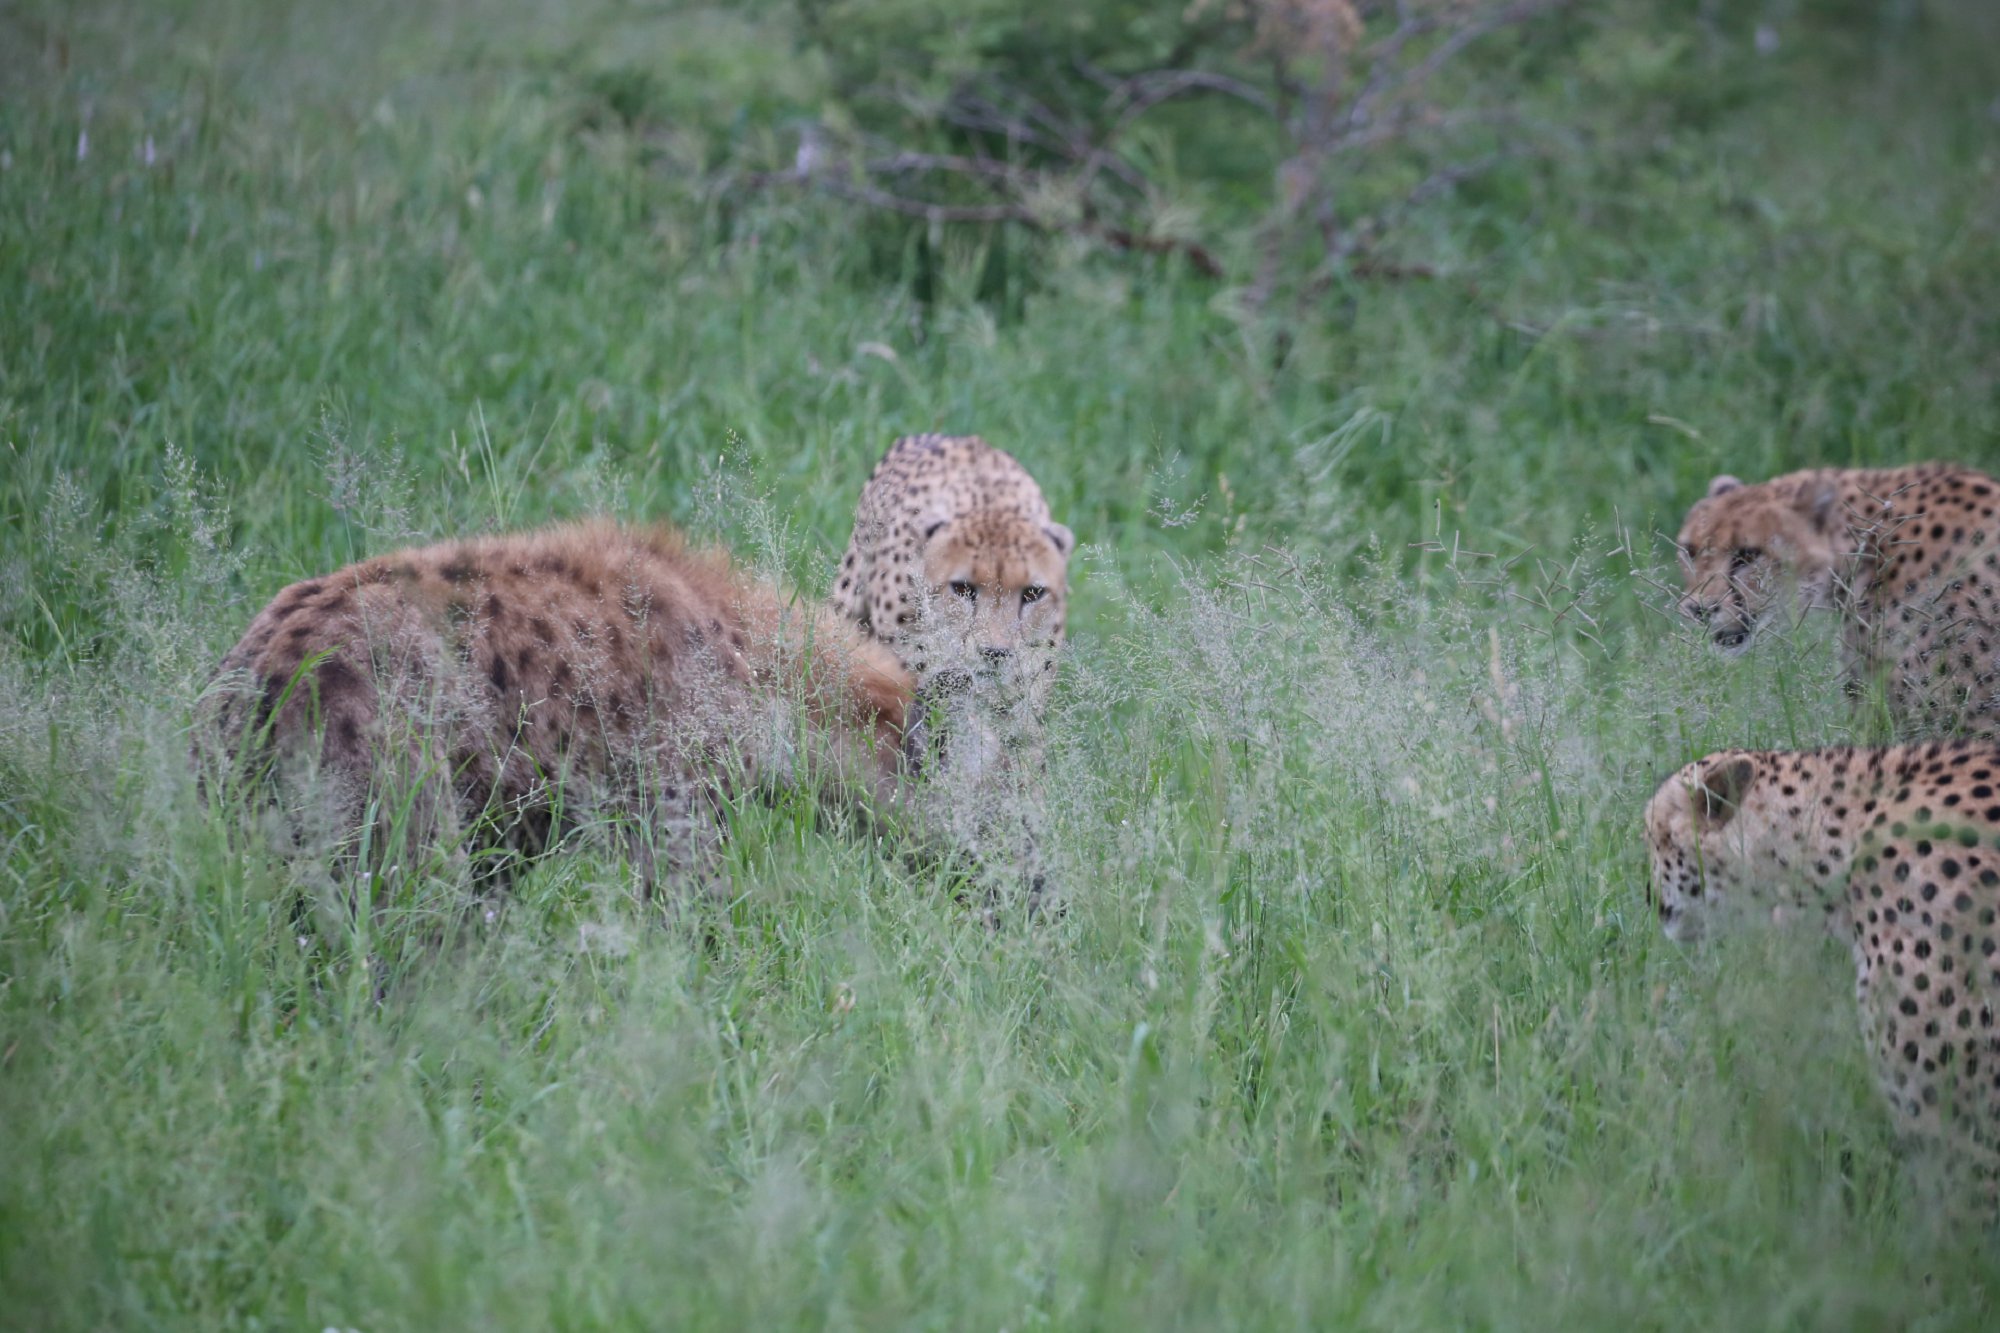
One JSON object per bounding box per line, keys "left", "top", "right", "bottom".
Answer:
{"left": 740, "top": 166, "right": 1224, "bottom": 277}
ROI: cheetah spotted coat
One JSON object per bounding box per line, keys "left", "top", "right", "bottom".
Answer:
{"left": 1647, "top": 742, "right": 2000, "bottom": 1193}
{"left": 831, "top": 433, "right": 1072, "bottom": 696}
{"left": 1677, "top": 463, "right": 2000, "bottom": 736}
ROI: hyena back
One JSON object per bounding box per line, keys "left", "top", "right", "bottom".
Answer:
{"left": 197, "top": 521, "right": 914, "bottom": 891}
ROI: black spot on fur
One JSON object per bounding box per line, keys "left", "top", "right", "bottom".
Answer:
{"left": 314, "top": 656, "right": 361, "bottom": 697}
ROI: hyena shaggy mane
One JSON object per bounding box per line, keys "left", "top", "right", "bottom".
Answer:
{"left": 196, "top": 521, "right": 916, "bottom": 900}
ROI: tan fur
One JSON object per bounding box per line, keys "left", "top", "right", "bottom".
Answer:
{"left": 1675, "top": 462, "right": 2000, "bottom": 735}
{"left": 198, "top": 521, "right": 913, "bottom": 886}
{"left": 829, "top": 434, "right": 1073, "bottom": 914}
{"left": 831, "top": 434, "right": 1072, "bottom": 704}
{"left": 1646, "top": 743, "right": 2000, "bottom": 1197}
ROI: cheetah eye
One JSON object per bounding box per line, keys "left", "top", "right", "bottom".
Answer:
{"left": 1021, "top": 585, "right": 1046, "bottom": 605}
{"left": 1729, "top": 546, "right": 1762, "bottom": 572}
{"left": 949, "top": 580, "right": 977, "bottom": 602}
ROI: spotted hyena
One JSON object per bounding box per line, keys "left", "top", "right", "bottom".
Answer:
{"left": 198, "top": 521, "right": 916, "bottom": 902}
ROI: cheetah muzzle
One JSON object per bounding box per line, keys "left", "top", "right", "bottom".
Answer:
{"left": 1674, "top": 462, "right": 2000, "bottom": 737}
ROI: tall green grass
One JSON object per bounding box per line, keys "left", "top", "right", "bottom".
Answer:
{"left": 4, "top": 1, "right": 2000, "bottom": 1327}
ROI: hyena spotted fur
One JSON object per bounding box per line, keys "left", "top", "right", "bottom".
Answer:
{"left": 197, "top": 521, "right": 915, "bottom": 896}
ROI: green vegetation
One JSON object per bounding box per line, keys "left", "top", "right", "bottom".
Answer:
{"left": 3, "top": 0, "right": 1998, "bottom": 1326}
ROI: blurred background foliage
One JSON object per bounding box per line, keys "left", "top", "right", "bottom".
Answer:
{"left": 3, "top": 5, "right": 2000, "bottom": 1322}
{"left": 1, "top": 0, "right": 1994, "bottom": 686}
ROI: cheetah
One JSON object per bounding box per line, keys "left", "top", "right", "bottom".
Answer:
{"left": 830, "top": 435, "right": 1074, "bottom": 910}
{"left": 831, "top": 433, "right": 1073, "bottom": 710}
{"left": 1646, "top": 742, "right": 2000, "bottom": 1199}
{"left": 1675, "top": 463, "right": 2000, "bottom": 736}
{"left": 197, "top": 521, "right": 916, "bottom": 896}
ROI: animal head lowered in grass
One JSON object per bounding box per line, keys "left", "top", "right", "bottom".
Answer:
{"left": 1644, "top": 750, "right": 1768, "bottom": 943}
{"left": 1674, "top": 472, "right": 1845, "bottom": 655}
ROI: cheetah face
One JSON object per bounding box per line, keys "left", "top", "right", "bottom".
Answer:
{"left": 1676, "top": 475, "right": 1842, "bottom": 656}
{"left": 909, "top": 512, "right": 1072, "bottom": 696}
{"left": 1644, "top": 754, "right": 1759, "bottom": 942}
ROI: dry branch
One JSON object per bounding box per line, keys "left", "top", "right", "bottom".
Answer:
{"left": 735, "top": 0, "right": 1569, "bottom": 300}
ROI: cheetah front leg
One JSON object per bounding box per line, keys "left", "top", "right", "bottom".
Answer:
{"left": 907, "top": 683, "right": 1056, "bottom": 919}
{"left": 1858, "top": 918, "right": 2000, "bottom": 1220}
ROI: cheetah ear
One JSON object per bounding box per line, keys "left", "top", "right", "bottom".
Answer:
{"left": 1706, "top": 475, "right": 1743, "bottom": 499}
{"left": 1693, "top": 755, "right": 1755, "bottom": 831}
{"left": 1807, "top": 478, "right": 1840, "bottom": 532}
{"left": 1042, "top": 521, "right": 1074, "bottom": 557}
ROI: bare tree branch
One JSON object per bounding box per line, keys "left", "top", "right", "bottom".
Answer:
{"left": 1395, "top": 0, "right": 1567, "bottom": 105}
{"left": 1103, "top": 68, "right": 1279, "bottom": 122}
{"left": 745, "top": 167, "right": 1034, "bottom": 225}
{"left": 862, "top": 151, "right": 1025, "bottom": 184}
{"left": 732, "top": 0, "right": 1571, "bottom": 306}
{"left": 742, "top": 161, "right": 1225, "bottom": 277}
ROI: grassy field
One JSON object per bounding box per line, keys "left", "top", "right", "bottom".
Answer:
{"left": 4, "top": 0, "right": 2000, "bottom": 1327}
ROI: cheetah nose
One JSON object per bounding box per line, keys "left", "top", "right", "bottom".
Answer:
{"left": 1679, "top": 597, "right": 1713, "bottom": 624}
